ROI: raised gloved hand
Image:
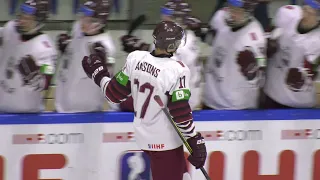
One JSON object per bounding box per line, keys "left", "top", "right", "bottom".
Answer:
{"left": 120, "top": 35, "right": 150, "bottom": 53}
{"left": 82, "top": 44, "right": 110, "bottom": 86}
{"left": 17, "top": 55, "right": 45, "bottom": 91}
{"left": 89, "top": 41, "right": 107, "bottom": 60}
{"left": 187, "top": 132, "right": 207, "bottom": 169}
{"left": 237, "top": 49, "right": 259, "bottom": 81}
{"left": 57, "top": 33, "right": 71, "bottom": 53}
{"left": 185, "top": 16, "right": 211, "bottom": 42}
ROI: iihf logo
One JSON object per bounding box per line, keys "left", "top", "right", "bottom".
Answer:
{"left": 148, "top": 144, "right": 165, "bottom": 150}
{"left": 119, "top": 151, "right": 151, "bottom": 180}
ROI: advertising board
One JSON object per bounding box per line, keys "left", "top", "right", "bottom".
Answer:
{"left": 0, "top": 109, "right": 319, "bottom": 180}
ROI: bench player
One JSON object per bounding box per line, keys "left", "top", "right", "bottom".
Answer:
{"left": 263, "top": 0, "right": 320, "bottom": 108}
{"left": 55, "top": 0, "right": 117, "bottom": 112}
{"left": 202, "top": 0, "right": 267, "bottom": 109}
{"left": 82, "top": 21, "right": 207, "bottom": 180}
{"left": 0, "top": 0, "right": 57, "bottom": 113}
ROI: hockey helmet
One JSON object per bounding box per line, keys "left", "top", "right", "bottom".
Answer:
{"left": 153, "top": 21, "right": 186, "bottom": 53}
{"left": 79, "top": 0, "right": 112, "bottom": 25}
{"left": 17, "top": 0, "right": 49, "bottom": 34}
{"left": 304, "top": 0, "right": 320, "bottom": 10}
{"left": 225, "top": 0, "right": 258, "bottom": 27}
{"left": 161, "top": 0, "right": 192, "bottom": 25}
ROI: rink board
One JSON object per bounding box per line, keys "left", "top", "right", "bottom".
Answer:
{"left": 0, "top": 109, "right": 319, "bottom": 180}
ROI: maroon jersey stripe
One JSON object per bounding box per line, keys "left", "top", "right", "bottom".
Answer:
{"left": 167, "top": 98, "right": 192, "bottom": 123}
{"left": 105, "top": 77, "right": 131, "bottom": 103}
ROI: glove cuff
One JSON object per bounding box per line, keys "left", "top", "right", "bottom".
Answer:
{"left": 93, "top": 67, "right": 110, "bottom": 87}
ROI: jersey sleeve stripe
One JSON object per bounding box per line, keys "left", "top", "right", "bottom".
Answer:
{"left": 166, "top": 94, "right": 196, "bottom": 138}
{"left": 176, "top": 120, "right": 197, "bottom": 138}
{"left": 104, "top": 77, "right": 131, "bottom": 103}
{"left": 110, "top": 78, "right": 131, "bottom": 97}
{"left": 105, "top": 87, "right": 121, "bottom": 103}
{"left": 167, "top": 100, "right": 192, "bottom": 123}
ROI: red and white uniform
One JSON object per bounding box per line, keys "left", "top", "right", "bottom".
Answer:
{"left": 204, "top": 17, "right": 266, "bottom": 109}
{"left": 0, "top": 20, "right": 56, "bottom": 112}
{"left": 100, "top": 50, "right": 197, "bottom": 151}
{"left": 55, "top": 21, "right": 116, "bottom": 113}
{"left": 264, "top": 5, "right": 320, "bottom": 108}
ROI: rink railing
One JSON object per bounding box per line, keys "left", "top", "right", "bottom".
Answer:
{"left": 0, "top": 109, "right": 319, "bottom": 124}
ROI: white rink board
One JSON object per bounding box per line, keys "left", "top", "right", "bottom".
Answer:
{"left": 0, "top": 110, "right": 319, "bottom": 180}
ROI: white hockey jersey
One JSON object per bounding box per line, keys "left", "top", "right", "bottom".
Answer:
{"left": 101, "top": 51, "right": 194, "bottom": 151}
{"left": 55, "top": 22, "right": 116, "bottom": 113}
{"left": 264, "top": 5, "right": 320, "bottom": 108}
{"left": 0, "top": 20, "right": 57, "bottom": 113}
{"left": 148, "top": 30, "right": 201, "bottom": 110}
{"left": 204, "top": 19, "right": 266, "bottom": 109}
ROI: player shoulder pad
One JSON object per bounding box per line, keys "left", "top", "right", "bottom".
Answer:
{"left": 32, "top": 34, "right": 57, "bottom": 62}
{"left": 34, "top": 34, "right": 56, "bottom": 52}
{"left": 275, "top": 5, "right": 302, "bottom": 29}
{"left": 249, "top": 20, "right": 266, "bottom": 43}
{"left": 210, "top": 8, "right": 228, "bottom": 30}
{"left": 127, "top": 50, "right": 150, "bottom": 65}
{"left": 3, "top": 20, "right": 18, "bottom": 37}
{"left": 170, "top": 60, "right": 190, "bottom": 75}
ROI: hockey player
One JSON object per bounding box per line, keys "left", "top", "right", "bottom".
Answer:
{"left": 55, "top": 0, "right": 116, "bottom": 113}
{"left": 263, "top": 0, "right": 320, "bottom": 108}
{"left": 120, "top": 0, "right": 202, "bottom": 111}
{"left": 203, "top": 0, "right": 267, "bottom": 110}
{"left": 0, "top": 0, "right": 56, "bottom": 113}
{"left": 82, "top": 21, "right": 207, "bottom": 180}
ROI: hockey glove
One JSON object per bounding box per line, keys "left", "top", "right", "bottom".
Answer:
{"left": 17, "top": 55, "right": 45, "bottom": 91}
{"left": 286, "top": 68, "right": 306, "bottom": 92}
{"left": 237, "top": 49, "right": 259, "bottom": 81}
{"left": 82, "top": 50, "right": 110, "bottom": 86}
{"left": 187, "top": 132, "right": 207, "bottom": 169}
{"left": 185, "top": 16, "right": 214, "bottom": 43}
{"left": 57, "top": 33, "right": 71, "bottom": 53}
{"left": 120, "top": 35, "right": 150, "bottom": 53}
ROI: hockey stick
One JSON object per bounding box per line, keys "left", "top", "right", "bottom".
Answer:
{"left": 127, "top": 14, "right": 147, "bottom": 35}
{"left": 153, "top": 95, "right": 211, "bottom": 180}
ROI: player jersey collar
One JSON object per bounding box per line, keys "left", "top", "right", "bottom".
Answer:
{"left": 231, "top": 19, "right": 252, "bottom": 32}
{"left": 150, "top": 50, "right": 173, "bottom": 58}
{"left": 20, "top": 32, "right": 43, "bottom": 42}
{"left": 84, "top": 29, "right": 105, "bottom": 36}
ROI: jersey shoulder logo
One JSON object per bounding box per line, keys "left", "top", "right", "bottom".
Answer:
{"left": 249, "top": 32, "right": 258, "bottom": 41}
